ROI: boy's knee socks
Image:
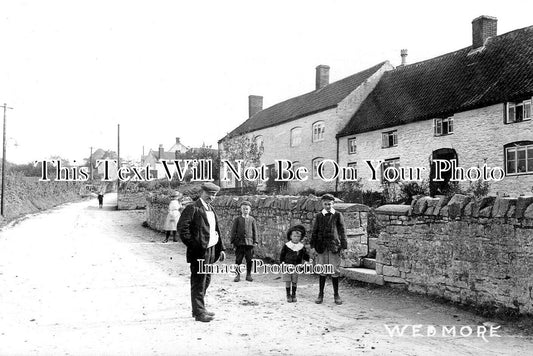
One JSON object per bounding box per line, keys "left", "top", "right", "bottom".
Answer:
{"left": 319, "top": 275, "right": 326, "bottom": 295}
{"left": 332, "top": 277, "right": 339, "bottom": 295}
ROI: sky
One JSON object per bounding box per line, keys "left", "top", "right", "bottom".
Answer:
{"left": 0, "top": 0, "right": 532, "bottom": 164}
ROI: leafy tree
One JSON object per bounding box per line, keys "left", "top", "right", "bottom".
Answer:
{"left": 220, "top": 135, "right": 264, "bottom": 193}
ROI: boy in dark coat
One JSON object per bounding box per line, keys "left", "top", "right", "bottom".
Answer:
{"left": 310, "top": 194, "right": 347, "bottom": 305}
{"left": 280, "top": 224, "right": 310, "bottom": 302}
{"left": 230, "top": 201, "right": 258, "bottom": 282}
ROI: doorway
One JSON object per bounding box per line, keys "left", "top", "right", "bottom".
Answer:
{"left": 429, "top": 148, "right": 458, "bottom": 196}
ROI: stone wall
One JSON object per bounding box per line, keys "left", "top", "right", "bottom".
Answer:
{"left": 118, "top": 191, "right": 147, "bottom": 210}
{"left": 144, "top": 195, "right": 173, "bottom": 232}
{"left": 145, "top": 194, "right": 370, "bottom": 264}
{"left": 0, "top": 173, "right": 83, "bottom": 226}
{"left": 374, "top": 194, "right": 533, "bottom": 315}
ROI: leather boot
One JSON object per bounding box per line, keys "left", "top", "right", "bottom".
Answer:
{"left": 291, "top": 284, "right": 297, "bottom": 302}
{"left": 333, "top": 277, "right": 342, "bottom": 305}
{"left": 286, "top": 287, "right": 292, "bottom": 302}
{"left": 315, "top": 276, "right": 326, "bottom": 304}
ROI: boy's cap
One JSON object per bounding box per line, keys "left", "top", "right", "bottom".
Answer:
{"left": 170, "top": 191, "right": 181, "bottom": 198}
{"left": 286, "top": 224, "right": 306, "bottom": 240}
{"left": 321, "top": 193, "right": 335, "bottom": 201}
{"left": 240, "top": 201, "right": 252, "bottom": 207}
{"left": 201, "top": 182, "right": 220, "bottom": 193}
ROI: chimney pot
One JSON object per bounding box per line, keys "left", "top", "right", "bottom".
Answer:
{"left": 472, "top": 15, "right": 497, "bottom": 49}
{"left": 248, "top": 95, "right": 263, "bottom": 118}
{"left": 315, "top": 65, "right": 330, "bottom": 90}
{"left": 400, "top": 49, "right": 408, "bottom": 66}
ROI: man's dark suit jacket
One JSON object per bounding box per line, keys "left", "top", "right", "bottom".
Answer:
{"left": 310, "top": 211, "right": 348, "bottom": 254}
{"left": 177, "top": 199, "right": 225, "bottom": 263}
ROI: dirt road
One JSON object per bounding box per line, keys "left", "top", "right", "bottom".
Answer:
{"left": 0, "top": 197, "right": 531, "bottom": 355}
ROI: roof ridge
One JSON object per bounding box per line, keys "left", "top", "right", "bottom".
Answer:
{"left": 393, "top": 47, "right": 470, "bottom": 71}
{"left": 257, "top": 61, "right": 389, "bottom": 113}
{"left": 223, "top": 61, "right": 389, "bottom": 139}
{"left": 393, "top": 25, "right": 533, "bottom": 72}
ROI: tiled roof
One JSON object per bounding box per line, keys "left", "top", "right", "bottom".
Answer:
{"left": 224, "top": 62, "right": 388, "bottom": 138}
{"left": 339, "top": 26, "right": 533, "bottom": 137}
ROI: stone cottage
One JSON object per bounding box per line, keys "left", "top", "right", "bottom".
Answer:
{"left": 337, "top": 16, "right": 533, "bottom": 197}
{"left": 219, "top": 61, "right": 392, "bottom": 192}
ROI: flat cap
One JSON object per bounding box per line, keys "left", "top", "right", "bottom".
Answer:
{"left": 201, "top": 182, "right": 220, "bottom": 193}
{"left": 321, "top": 193, "right": 335, "bottom": 201}
{"left": 240, "top": 201, "right": 251, "bottom": 207}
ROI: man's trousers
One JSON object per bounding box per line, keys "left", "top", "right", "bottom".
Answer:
{"left": 190, "top": 246, "right": 216, "bottom": 316}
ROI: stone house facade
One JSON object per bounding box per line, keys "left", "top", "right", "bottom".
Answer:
{"left": 219, "top": 61, "right": 392, "bottom": 192}
{"left": 337, "top": 16, "right": 533, "bottom": 197}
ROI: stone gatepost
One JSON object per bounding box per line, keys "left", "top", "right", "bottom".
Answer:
{"left": 334, "top": 203, "right": 370, "bottom": 267}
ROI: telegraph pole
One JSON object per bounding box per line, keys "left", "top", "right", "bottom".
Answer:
{"left": 1, "top": 103, "right": 13, "bottom": 217}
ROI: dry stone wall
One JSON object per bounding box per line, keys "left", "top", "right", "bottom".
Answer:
{"left": 145, "top": 194, "right": 370, "bottom": 264}
{"left": 375, "top": 194, "right": 533, "bottom": 315}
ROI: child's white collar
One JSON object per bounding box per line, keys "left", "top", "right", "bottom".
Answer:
{"left": 321, "top": 208, "right": 336, "bottom": 215}
{"left": 286, "top": 241, "right": 303, "bottom": 251}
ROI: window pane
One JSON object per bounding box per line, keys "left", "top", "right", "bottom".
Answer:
{"left": 313, "top": 159, "right": 322, "bottom": 178}
{"left": 506, "top": 149, "right": 516, "bottom": 174}
{"left": 448, "top": 119, "right": 453, "bottom": 133}
{"left": 525, "top": 101, "right": 531, "bottom": 119}
{"left": 509, "top": 105, "right": 515, "bottom": 123}
{"left": 507, "top": 159, "right": 516, "bottom": 174}
{"left": 347, "top": 162, "right": 357, "bottom": 179}
{"left": 291, "top": 128, "right": 301, "bottom": 147}
{"left": 516, "top": 103, "right": 524, "bottom": 121}
{"left": 528, "top": 147, "right": 533, "bottom": 172}
{"left": 518, "top": 148, "right": 526, "bottom": 160}
{"left": 517, "top": 148, "right": 526, "bottom": 172}
{"left": 349, "top": 139, "right": 356, "bottom": 154}
{"left": 507, "top": 149, "right": 516, "bottom": 161}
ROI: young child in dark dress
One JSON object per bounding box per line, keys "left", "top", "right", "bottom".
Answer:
{"left": 280, "top": 225, "right": 310, "bottom": 302}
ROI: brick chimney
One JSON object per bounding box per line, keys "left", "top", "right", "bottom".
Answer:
{"left": 472, "top": 15, "right": 497, "bottom": 49}
{"left": 176, "top": 137, "right": 180, "bottom": 144}
{"left": 315, "top": 65, "right": 330, "bottom": 90}
{"left": 158, "top": 144, "right": 164, "bottom": 159}
{"left": 248, "top": 95, "right": 263, "bottom": 118}
{"left": 400, "top": 49, "right": 408, "bottom": 66}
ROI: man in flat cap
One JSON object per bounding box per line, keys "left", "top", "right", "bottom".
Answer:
{"left": 177, "top": 182, "right": 225, "bottom": 322}
{"left": 310, "top": 193, "right": 347, "bottom": 305}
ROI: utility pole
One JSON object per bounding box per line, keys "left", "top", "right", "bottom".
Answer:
{"left": 1, "top": 103, "right": 13, "bottom": 217}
